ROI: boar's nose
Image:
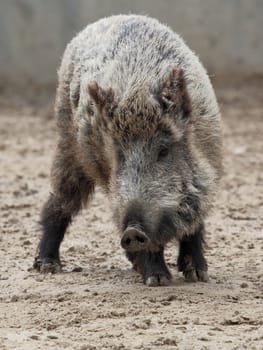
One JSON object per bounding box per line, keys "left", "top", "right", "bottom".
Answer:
{"left": 121, "top": 227, "right": 150, "bottom": 251}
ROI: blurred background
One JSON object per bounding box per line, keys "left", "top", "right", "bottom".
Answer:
{"left": 0, "top": 0, "right": 262, "bottom": 96}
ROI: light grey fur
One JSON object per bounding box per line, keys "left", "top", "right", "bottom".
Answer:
{"left": 63, "top": 15, "right": 219, "bottom": 115}
{"left": 57, "top": 14, "right": 222, "bottom": 236}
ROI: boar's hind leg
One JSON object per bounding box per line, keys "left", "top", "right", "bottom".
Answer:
{"left": 177, "top": 223, "right": 209, "bottom": 282}
{"left": 126, "top": 249, "right": 172, "bottom": 287}
{"left": 34, "top": 154, "right": 94, "bottom": 273}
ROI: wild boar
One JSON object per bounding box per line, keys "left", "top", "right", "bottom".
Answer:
{"left": 33, "top": 14, "right": 222, "bottom": 286}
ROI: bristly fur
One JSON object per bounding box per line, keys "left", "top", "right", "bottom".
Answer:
{"left": 34, "top": 15, "right": 222, "bottom": 284}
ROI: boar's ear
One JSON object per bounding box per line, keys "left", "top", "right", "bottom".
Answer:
{"left": 88, "top": 81, "right": 116, "bottom": 117}
{"left": 158, "top": 67, "right": 192, "bottom": 121}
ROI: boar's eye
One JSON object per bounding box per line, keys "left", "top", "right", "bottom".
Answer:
{"left": 157, "top": 146, "right": 169, "bottom": 161}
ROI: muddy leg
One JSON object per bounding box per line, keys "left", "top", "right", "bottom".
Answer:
{"left": 33, "top": 152, "right": 94, "bottom": 273}
{"left": 126, "top": 248, "right": 172, "bottom": 286}
{"left": 177, "top": 223, "right": 209, "bottom": 282}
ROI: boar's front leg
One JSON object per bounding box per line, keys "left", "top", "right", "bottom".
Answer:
{"left": 177, "top": 223, "right": 209, "bottom": 282}
{"left": 33, "top": 145, "right": 94, "bottom": 273}
{"left": 126, "top": 248, "right": 172, "bottom": 286}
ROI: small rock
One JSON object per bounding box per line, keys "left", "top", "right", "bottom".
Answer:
{"left": 193, "top": 317, "right": 200, "bottom": 325}
{"left": 11, "top": 295, "right": 19, "bottom": 302}
{"left": 198, "top": 337, "right": 209, "bottom": 341}
{"left": 22, "top": 240, "right": 31, "bottom": 246}
{"left": 35, "top": 276, "right": 44, "bottom": 282}
{"left": 211, "top": 326, "right": 223, "bottom": 331}
{"left": 133, "top": 319, "right": 151, "bottom": 329}
{"left": 30, "top": 335, "right": 39, "bottom": 340}
{"left": 167, "top": 295, "right": 177, "bottom": 301}
{"left": 72, "top": 266, "right": 83, "bottom": 272}
{"left": 47, "top": 335, "right": 58, "bottom": 339}
{"left": 240, "top": 282, "right": 248, "bottom": 288}
{"left": 38, "top": 172, "right": 47, "bottom": 178}
{"left": 46, "top": 324, "right": 57, "bottom": 331}
{"left": 80, "top": 345, "right": 96, "bottom": 350}
{"left": 67, "top": 246, "right": 75, "bottom": 252}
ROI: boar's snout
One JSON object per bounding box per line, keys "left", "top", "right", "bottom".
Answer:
{"left": 121, "top": 227, "right": 150, "bottom": 251}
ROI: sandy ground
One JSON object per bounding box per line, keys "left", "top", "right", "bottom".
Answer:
{"left": 0, "top": 81, "right": 262, "bottom": 350}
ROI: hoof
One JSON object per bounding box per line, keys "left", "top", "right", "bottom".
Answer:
{"left": 40, "top": 262, "right": 62, "bottom": 274}
{"left": 183, "top": 267, "right": 209, "bottom": 283}
{"left": 33, "top": 257, "right": 62, "bottom": 274}
{"left": 145, "top": 273, "right": 172, "bottom": 287}
{"left": 180, "top": 255, "right": 209, "bottom": 283}
{"left": 196, "top": 269, "right": 209, "bottom": 282}
{"left": 184, "top": 268, "right": 198, "bottom": 282}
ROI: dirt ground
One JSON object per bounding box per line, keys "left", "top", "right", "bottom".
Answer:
{"left": 0, "top": 80, "right": 262, "bottom": 350}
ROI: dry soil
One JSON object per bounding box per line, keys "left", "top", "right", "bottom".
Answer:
{"left": 0, "top": 81, "right": 262, "bottom": 349}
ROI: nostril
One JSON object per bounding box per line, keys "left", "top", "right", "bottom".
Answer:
{"left": 124, "top": 238, "right": 131, "bottom": 245}
{"left": 135, "top": 235, "right": 145, "bottom": 243}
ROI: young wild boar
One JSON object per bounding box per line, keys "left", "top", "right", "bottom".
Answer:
{"left": 33, "top": 15, "right": 222, "bottom": 286}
